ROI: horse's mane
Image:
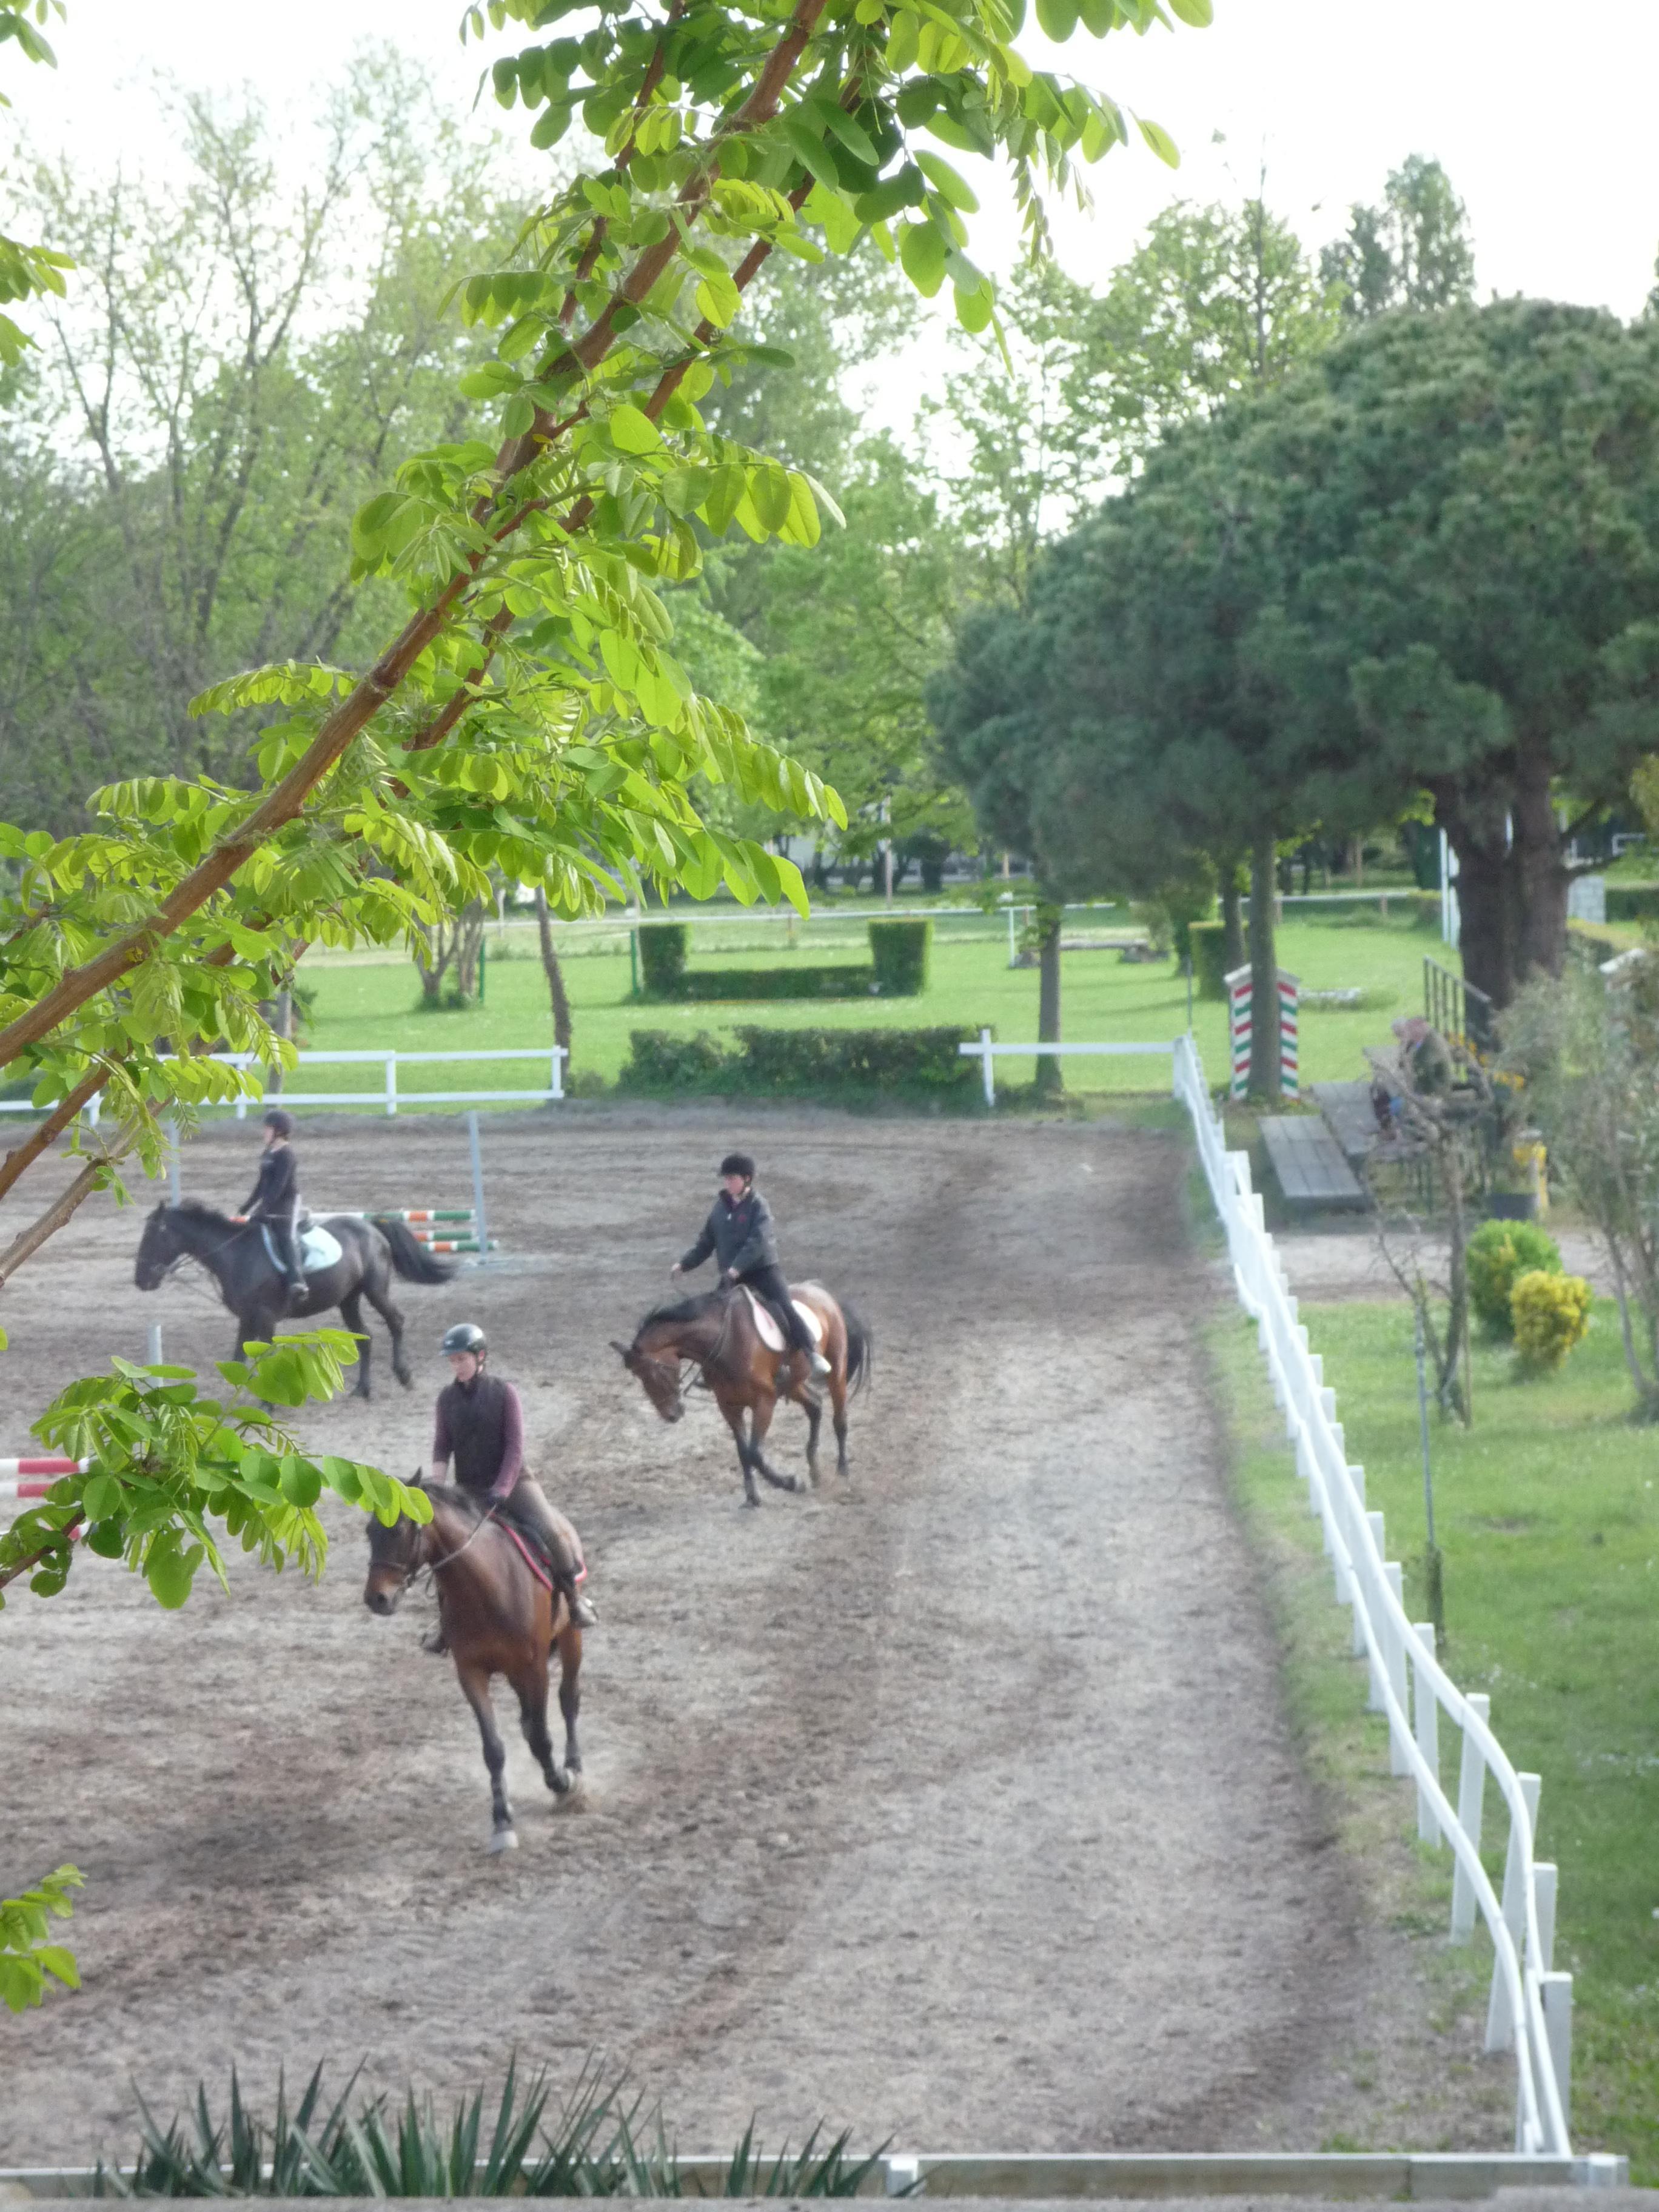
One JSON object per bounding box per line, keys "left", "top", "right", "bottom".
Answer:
{"left": 635, "top": 1289, "right": 723, "bottom": 1335}
{"left": 166, "top": 1196, "right": 236, "bottom": 1225}
{"left": 422, "top": 1482, "right": 488, "bottom": 1521}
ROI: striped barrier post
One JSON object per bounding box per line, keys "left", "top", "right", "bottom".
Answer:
{"left": 1226, "top": 965, "right": 1252, "bottom": 1099}
{"left": 1225, "top": 966, "right": 1299, "bottom": 1099}
{"left": 1278, "top": 969, "right": 1299, "bottom": 1099}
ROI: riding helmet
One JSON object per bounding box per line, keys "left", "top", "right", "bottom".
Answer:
{"left": 718, "top": 1151, "right": 756, "bottom": 1181}
{"left": 441, "top": 1321, "right": 488, "bottom": 1358}
{"left": 263, "top": 1107, "right": 294, "bottom": 1137}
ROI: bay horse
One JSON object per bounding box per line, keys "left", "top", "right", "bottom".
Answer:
{"left": 612, "top": 1281, "right": 870, "bottom": 1506}
{"left": 363, "top": 1485, "right": 583, "bottom": 1854}
{"left": 133, "top": 1201, "right": 454, "bottom": 1396}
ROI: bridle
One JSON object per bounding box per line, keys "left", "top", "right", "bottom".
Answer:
{"left": 142, "top": 1207, "right": 251, "bottom": 1288}
{"left": 634, "top": 1292, "right": 735, "bottom": 1407}
{"left": 386, "top": 1497, "right": 498, "bottom": 1597}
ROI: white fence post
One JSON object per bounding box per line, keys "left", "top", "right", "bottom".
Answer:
{"left": 1365, "top": 1513, "right": 1387, "bottom": 1709}
{"left": 1383, "top": 1561, "right": 1410, "bottom": 1774}
{"left": 1541, "top": 1972, "right": 1573, "bottom": 2134}
{"left": 385, "top": 1052, "right": 398, "bottom": 1118}
{"left": 551, "top": 1046, "right": 565, "bottom": 1101}
{"left": 1486, "top": 1771, "right": 1542, "bottom": 2051}
{"left": 1533, "top": 1861, "right": 1557, "bottom": 1969}
{"left": 978, "top": 1027, "right": 994, "bottom": 1107}
{"left": 1450, "top": 1692, "right": 1490, "bottom": 1940}
{"left": 1412, "top": 1623, "right": 1441, "bottom": 1842}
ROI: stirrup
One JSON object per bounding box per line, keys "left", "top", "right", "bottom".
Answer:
{"left": 808, "top": 1351, "right": 831, "bottom": 1379}
{"left": 573, "top": 1593, "right": 598, "bottom": 1629}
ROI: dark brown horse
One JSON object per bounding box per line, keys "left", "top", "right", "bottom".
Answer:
{"left": 363, "top": 1486, "right": 582, "bottom": 1852}
{"left": 612, "top": 1282, "right": 870, "bottom": 1506}
{"left": 135, "top": 1201, "right": 454, "bottom": 1396}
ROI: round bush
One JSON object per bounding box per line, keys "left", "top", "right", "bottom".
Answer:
{"left": 1510, "top": 1270, "right": 1592, "bottom": 1373}
{"left": 1467, "top": 1218, "right": 1562, "bottom": 1336}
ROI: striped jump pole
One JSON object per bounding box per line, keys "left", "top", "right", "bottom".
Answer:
{"left": 386, "top": 1206, "right": 497, "bottom": 1256}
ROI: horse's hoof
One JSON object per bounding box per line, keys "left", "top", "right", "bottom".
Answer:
{"left": 742, "top": 1493, "right": 760, "bottom": 1509}
{"left": 488, "top": 1826, "right": 518, "bottom": 1855}
{"left": 546, "top": 1765, "right": 571, "bottom": 1795}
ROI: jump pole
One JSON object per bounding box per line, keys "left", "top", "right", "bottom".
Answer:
{"left": 466, "top": 1110, "right": 490, "bottom": 1268}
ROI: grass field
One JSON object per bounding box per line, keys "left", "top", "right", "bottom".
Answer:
{"left": 287, "top": 902, "right": 1447, "bottom": 1107}
{"left": 1215, "top": 1298, "right": 1659, "bottom": 2176}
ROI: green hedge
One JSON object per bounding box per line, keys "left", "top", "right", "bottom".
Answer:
{"left": 638, "top": 923, "right": 688, "bottom": 996}
{"left": 637, "top": 918, "right": 929, "bottom": 1002}
{"left": 1606, "top": 884, "right": 1659, "bottom": 922}
{"left": 1189, "top": 920, "right": 1241, "bottom": 1002}
{"left": 869, "top": 917, "right": 931, "bottom": 995}
{"left": 618, "top": 1024, "right": 980, "bottom": 1097}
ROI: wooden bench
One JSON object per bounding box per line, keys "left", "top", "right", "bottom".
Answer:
{"left": 1308, "top": 1079, "right": 1382, "bottom": 1168}
{"left": 1261, "top": 1114, "right": 1369, "bottom": 1211}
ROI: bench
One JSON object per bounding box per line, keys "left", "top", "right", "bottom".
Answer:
{"left": 1261, "top": 1114, "right": 1369, "bottom": 1211}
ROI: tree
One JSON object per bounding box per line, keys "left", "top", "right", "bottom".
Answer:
{"left": 1, "top": 57, "right": 526, "bottom": 822}
{"left": 1238, "top": 301, "right": 1659, "bottom": 1008}
{"left": 1320, "top": 155, "right": 1475, "bottom": 320}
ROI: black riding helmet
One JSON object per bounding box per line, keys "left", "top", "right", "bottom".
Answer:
{"left": 263, "top": 1107, "right": 294, "bottom": 1138}
{"left": 718, "top": 1151, "right": 755, "bottom": 1182}
{"left": 441, "top": 1321, "right": 488, "bottom": 1359}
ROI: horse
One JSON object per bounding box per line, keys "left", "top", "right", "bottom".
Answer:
{"left": 133, "top": 1200, "right": 454, "bottom": 1396}
{"left": 612, "top": 1281, "right": 870, "bottom": 1506}
{"left": 363, "top": 1485, "right": 582, "bottom": 1853}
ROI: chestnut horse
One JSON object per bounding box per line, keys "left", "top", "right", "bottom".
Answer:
{"left": 612, "top": 1282, "right": 870, "bottom": 1506}
{"left": 363, "top": 1486, "right": 582, "bottom": 1852}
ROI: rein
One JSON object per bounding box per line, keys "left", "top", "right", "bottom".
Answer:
{"left": 638, "top": 1292, "right": 736, "bottom": 1403}
{"left": 406, "top": 1503, "right": 497, "bottom": 1592}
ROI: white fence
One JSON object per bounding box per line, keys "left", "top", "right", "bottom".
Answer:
{"left": 1171, "top": 1032, "right": 1572, "bottom": 2156}
{"left": 959, "top": 1030, "right": 1180, "bottom": 1106}
{"left": 36, "top": 1047, "right": 570, "bottom": 1125}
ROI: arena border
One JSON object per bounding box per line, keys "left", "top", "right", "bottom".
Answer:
{"left": 0, "top": 2150, "right": 1632, "bottom": 2197}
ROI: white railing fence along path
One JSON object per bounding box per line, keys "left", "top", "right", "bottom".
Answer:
{"left": 25, "top": 1047, "right": 572, "bottom": 1126}
{"left": 1171, "top": 1033, "right": 1572, "bottom": 2157}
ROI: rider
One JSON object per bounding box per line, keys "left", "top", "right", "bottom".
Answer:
{"left": 241, "top": 1106, "right": 306, "bottom": 1310}
{"left": 672, "top": 1151, "right": 831, "bottom": 1380}
{"left": 429, "top": 1322, "right": 598, "bottom": 1632}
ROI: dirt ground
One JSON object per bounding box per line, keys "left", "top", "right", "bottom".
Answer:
{"left": 1, "top": 1107, "right": 1513, "bottom": 2165}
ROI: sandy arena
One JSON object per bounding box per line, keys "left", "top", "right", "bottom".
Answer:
{"left": 1, "top": 1106, "right": 1510, "bottom": 2163}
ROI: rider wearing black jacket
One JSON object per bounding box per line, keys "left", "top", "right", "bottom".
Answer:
{"left": 242, "top": 1107, "right": 305, "bottom": 1309}
{"left": 672, "top": 1152, "right": 830, "bottom": 1378}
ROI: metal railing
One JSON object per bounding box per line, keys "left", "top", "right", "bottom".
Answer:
{"left": 1425, "top": 956, "right": 1496, "bottom": 1054}
{"left": 1173, "top": 1032, "right": 1571, "bottom": 2156}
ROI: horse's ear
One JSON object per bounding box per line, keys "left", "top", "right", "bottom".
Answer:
{"left": 609, "top": 1339, "right": 632, "bottom": 1362}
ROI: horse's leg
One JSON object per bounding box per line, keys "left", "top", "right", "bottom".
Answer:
{"left": 721, "top": 1398, "right": 760, "bottom": 1507}
{"left": 749, "top": 1392, "right": 798, "bottom": 1492}
{"left": 457, "top": 1658, "right": 516, "bottom": 1851}
{"left": 556, "top": 1624, "right": 583, "bottom": 1774}
{"left": 358, "top": 1255, "right": 412, "bottom": 1390}
{"left": 511, "top": 1646, "right": 571, "bottom": 1798}
{"left": 831, "top": 1365, "right": 851, "bottom": 1475}
{"left": 781, "top": 1376, "right": 822, "bottom": 1486}
{"left": 340, "top": 1288, "right": 372, "bottom": 1399}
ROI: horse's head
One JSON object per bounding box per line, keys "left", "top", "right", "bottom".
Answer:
{"left": 134, "top": 1204, "right": 181, "bottom": 1291}
{"left": 363, "top": 1503, "right": 426, "bottom": 1615}
{"left": 611, "top": 1330, "right": 685, "bottom": 1423}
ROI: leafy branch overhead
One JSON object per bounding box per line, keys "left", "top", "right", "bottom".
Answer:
{"left": 0, "top": 0, "right": 1204, "bottom": 1216}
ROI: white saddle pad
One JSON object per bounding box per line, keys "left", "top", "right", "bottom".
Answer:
{"left": 260, "top": 1221, "right": 343, "bottom": 1274}
{"left": 742, "top": 1285, "right": 824, "bottom": 1353}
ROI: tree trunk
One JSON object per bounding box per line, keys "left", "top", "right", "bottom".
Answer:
{"left": 1442, "top": 811, "right": 1520, "bottom": 1016}
{"left": 1219, "top": 862, "right": 1247, "bottom": 973}
{"left": 533, "top": 888, "right": 573, "bottom": 1061}
{"left": 1036, "top": 901, "right": 1063, "bottom": 1098}
{"left": 265, "top": 988, "right": 292, "bottom": 1095}
{"left": 1247, "top": 828, "right": 1281, "bottom": 1099}
{"left": 1513, "top": 741, "right": 1570, "bottom": 987}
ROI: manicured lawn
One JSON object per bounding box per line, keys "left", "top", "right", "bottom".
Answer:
{"left": 290, "top": 903, "right": 1446, "bottom": 1105}
{"left": 1221, "top": 1296, "right": 1659, "bottom": 2175}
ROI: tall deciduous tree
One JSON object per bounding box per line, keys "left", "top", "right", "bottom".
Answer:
{"left": 1320, "top": 155, "right": 1475, "bottom": 320}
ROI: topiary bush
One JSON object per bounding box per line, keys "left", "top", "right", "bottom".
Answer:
{"left": 868, "top": 917, "right": 931, "bottom": 996}
{"left": 1188, "top": 919, "right": 1240, "bottom": 1002}
{"left": 637, "top": 923, "right": 688, "bottom": 997}
{"left": 618, "top": 1024, "right": 981, "bottom": 1098}
{"left": 1510, "top": 1269, "right": 1592, "bottom": 1373}
{"left": 1467, "top": 1218, "right": 1563, "bottom": 1336}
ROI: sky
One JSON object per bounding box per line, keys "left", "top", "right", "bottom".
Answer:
{"left": 13, "top": 0, "right": 1659, "bottom": 330}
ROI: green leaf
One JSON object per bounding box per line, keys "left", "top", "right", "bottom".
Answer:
{"left": 885, "top": 10, "right": 920, "bottom": 70}
{"left": 914, "top": 149, "right": 979, "bottom": 212}
{"left": 1034, "top": 0, "right": 1079, "bottom": 33}
{"left": 1135, "top": 114, "right": 1181, "bottom": 167}
{"left": 812, "top": 98, "right": 880, "bottom": 167}
{"left": 609, "top": 403, "right": 662, "bottom": 454}
{"left": 1167, "top": 0, "right": 1213, "bottom": 21}
{"left": 898, "top": 220, "right": 949, "bottom": 298}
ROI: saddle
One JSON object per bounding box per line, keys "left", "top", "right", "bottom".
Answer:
{"left": 492, "top": 1493, "right": 588, "bottom": 1597}
{"left": 256, "top": 1218, "right": 343, "bottom": 1275}
{"left": 740, "top": 1284, "right": 825, "bottom": 1355}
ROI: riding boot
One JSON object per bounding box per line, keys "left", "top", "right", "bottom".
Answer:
{"left": 286, "top": 1276, "right": 307, "bottom": 1313}
{"left": 421, "top": 1626, "right": 449, "bottom": 1656}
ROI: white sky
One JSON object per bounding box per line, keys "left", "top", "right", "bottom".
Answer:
{"left": 13, "top": 0, "right": 1659, "bottom": 335}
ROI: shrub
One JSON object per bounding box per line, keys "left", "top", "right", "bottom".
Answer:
{"left": 637, "top": 923, "right": 688, "bottom": 997}
{"left": 1467, "top": 1218, "right": 1563, "bottom": 1336}
{"left": 734, "top": 1024, "right": 971, "bottom": 1091}
{"left": 618, "top": 1025, "right": 981, "bottom": 1098}
{"left": 1510, "top": 1269, "right": 1592, "bottom": 1372}
{"left": 1189, "top": 920, "right": 1241, "bottom": 1002}
{"left": 1605, "top": 883, "right": 1659, "bottom": 923}
{"left": 868, "top": 917, "right": 931, "bottom": 996}
{"left": 673, "top": 965, "right": 872, "bottom": 1001}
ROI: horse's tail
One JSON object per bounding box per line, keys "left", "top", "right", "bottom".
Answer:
{"left": 842, "top": 1299, "right": 873, "bottom": 1396}
{"left": 372, "top": 1216, "right": 459, "bottom": 1285}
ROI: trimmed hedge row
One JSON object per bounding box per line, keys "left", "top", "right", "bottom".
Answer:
{"left": 1605, "top": 883, "right": 1659, "bottom": 922}
{"left": 619, "top": 1023, "right": 980, "bottom": 1096}
{"left": 635, "top": 918, "right": 931, "bottom": 1002}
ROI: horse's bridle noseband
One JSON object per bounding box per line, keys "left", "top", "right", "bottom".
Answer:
{"left": 633, "top": 1290, "right": 735, "bottom": 1406}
